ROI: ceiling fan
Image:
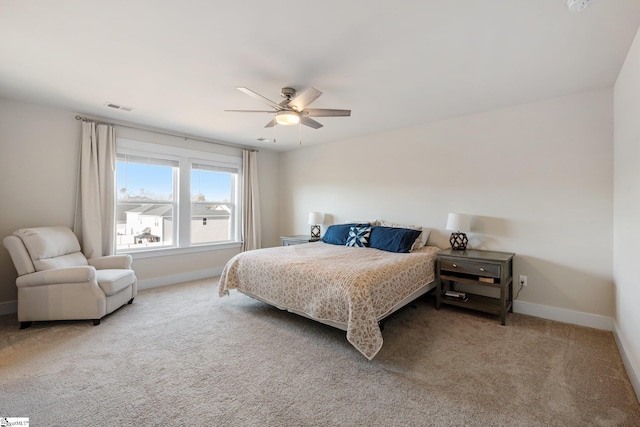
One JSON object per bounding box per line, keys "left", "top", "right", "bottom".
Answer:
{"left": 225, "top": 86, "right": 351, "bottom": 129}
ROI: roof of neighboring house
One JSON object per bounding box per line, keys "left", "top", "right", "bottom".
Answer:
{"left": 137, "top": 205, "right": 173, "bottom": 217}
{"left": 191, "top": 204, "right": 230, "bottom": 218}
{"left": 117, "top": 203, "right": 230, "bottom": 220}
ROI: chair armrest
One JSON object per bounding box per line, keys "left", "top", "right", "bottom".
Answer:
{"left": 88, "top": 255, "right": 133, "bottom": 270}
{"left": 15, "top": 266, "right": 96, "bottom": 288}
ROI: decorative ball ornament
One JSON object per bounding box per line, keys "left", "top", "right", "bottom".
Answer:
{"left": 449, "top": 232, "right": 468, "bottom": 250}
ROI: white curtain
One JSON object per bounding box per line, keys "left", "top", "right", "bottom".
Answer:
{"left": 241, "top": 149, "right": 261, "bottom": 251}
{"left": 73, "top": 121, "right": 116, "bottom": 259}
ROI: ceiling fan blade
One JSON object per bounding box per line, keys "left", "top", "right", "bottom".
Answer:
{"left": 288, "top": 87, "right": 322, "bottom": 111}
{"left": 264, "top": 118, "right": 277, "bottom": 128}
{"left": 224, "top": 110, "right": 276, "bottom": 113}
{"left": 301, "top": 117, "right": 323, "bottom": 129}
{"left": 237, "top": 87, "right": 282, "bottom": 110}
{"left": 303, "top": 108, "right": 351, "bottom": 117}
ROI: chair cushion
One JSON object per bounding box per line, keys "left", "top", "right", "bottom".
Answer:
{"left": 14, "top": 227, "right": 88, "bottom": 271}
{"left": 96, "top": 269, "right": 135, "bottom": 296}
{"left": 35, "top": 252, "right": 90, "bottom": 271}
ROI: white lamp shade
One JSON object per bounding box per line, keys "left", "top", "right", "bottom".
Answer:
{"left": 275, "top": 110, "right": 301, "bottom": 125}
{"left": 446, "top": 213, "right": 471, "bottom": 232}
{"left": 308, "top": 212, "right": 324, "bottom": 225}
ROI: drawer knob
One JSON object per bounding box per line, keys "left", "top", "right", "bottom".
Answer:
{"left": 480, "top": 267, "right": 485, "bottom": 272}
{"left": 452, "top": 263, "right": 457, "bottom": 268}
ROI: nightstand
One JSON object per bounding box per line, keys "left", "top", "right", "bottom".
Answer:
{"left": 435, "top": 248, "right": 515, "bottom": 325}
{"left": 280, "top": 235, "right": 320, "bottom": 246}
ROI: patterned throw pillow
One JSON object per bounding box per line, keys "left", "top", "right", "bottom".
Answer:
{"left": 346, "top": 226, "right": 371, "bottom": 247}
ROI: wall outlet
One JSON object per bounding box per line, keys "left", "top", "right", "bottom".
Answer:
{"left": 519, "top": 275, "right": 528, "bottom": 287}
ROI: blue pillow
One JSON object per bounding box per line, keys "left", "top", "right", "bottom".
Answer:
{"left": 346, "top": 226, "right": 371, "bottom": 247}
{"left": 369, "top": 226, "right": 422, "bottom": 253}
{"left": 322, "top": 223, "right": 366, "bottom": 245}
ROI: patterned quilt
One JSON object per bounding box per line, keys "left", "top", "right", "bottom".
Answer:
{"left": 218, "top": 242, "right": 439, "bottom": 360}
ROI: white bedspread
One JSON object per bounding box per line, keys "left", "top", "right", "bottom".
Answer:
{"left": 218, "top": 242, "right": 439, "bottom": 359}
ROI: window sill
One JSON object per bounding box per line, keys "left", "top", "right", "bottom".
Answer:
{"left": 120, "top": 241, "right": 242, "bottom": 260}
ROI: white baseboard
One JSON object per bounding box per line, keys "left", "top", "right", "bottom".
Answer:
{"left": 0, "top": 300, "right": 17, "bottom": 316}
{"left": 513, "top": 300, "right": 614, "bottom": 331}
{"left": 136, "top": 267, "right": 223, "bottom": 291}
{"left": 612, "top": 322, "right": 640, "bottom": 403}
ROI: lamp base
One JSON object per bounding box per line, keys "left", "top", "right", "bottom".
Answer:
{"left": 311, "top": 225, "right": 321, "bottom": 240}
{"left": 449, "top": 232, "right": 468, "bottom": 250}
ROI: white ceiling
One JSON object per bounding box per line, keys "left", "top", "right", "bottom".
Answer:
{"left": 1, "top": 1, "right": 639, "bottom": 152}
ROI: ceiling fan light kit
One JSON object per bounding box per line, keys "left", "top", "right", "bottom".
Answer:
{"left": 275, "top": 110, "right": 300, "bottom": 126}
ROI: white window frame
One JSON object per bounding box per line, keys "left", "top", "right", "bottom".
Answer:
{"left": 190, "top": 159, "right": 239, "bottom": 246}
{"left": 116, "top": 149, "right": 180, "bottom": 250}
{"left": 116, "top": 138, "right": 242, "bottom": 259}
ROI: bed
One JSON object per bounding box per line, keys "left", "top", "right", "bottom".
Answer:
{"left": 218, "top": 225, "right": 440, "bottom": 360}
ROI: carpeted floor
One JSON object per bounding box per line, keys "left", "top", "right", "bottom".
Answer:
{"left": 1, "top": 278, "right": 639, "bottom": 426}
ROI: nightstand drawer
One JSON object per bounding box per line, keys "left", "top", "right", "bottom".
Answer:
{"left": 440, "top": 259, "right": 500, "bottom": 278}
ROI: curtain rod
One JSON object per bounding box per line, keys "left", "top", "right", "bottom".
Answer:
{"left": 74, "top": 115, "right": 258, "bottom": 152}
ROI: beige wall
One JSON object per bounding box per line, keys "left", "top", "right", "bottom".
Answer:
{"left": 0, "top": 99, "right": 80, "bottom": 304}
{"left": 0, "top": 97, "right": 280, "bottom": 306}
{"left": 613, "top": 26, "right": 640, "bottom": 396}
{"left": 280, "top": 89, "right": 614, "bottom": 317}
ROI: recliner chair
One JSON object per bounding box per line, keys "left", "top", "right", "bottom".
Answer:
{"left": 3, "top": 226, "right": 137, "bottom": 329}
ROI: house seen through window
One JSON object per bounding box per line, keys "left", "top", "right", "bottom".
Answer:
{"left": 190, "top": 163, "right": 235, "bottom": 245}
{"left": 115, "top": 138, "right": 241, "bottom": 252}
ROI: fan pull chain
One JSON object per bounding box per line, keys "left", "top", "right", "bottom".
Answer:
{"left": 273, "top": 120, "right": 277, "bottom": 144}
{"left": 298, "top": 121, "right": 302, "bottom": 145}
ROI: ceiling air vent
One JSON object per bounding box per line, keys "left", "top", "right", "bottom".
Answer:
{"left": 105, "top": 102, "right": 134, "bottom": 112}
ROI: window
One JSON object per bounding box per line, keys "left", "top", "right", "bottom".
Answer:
{"left": 190, "top": 161, "right": 238, "bottom": 245}
{"left": 116, "top": 153, "right": 178, "bottom": 250}
{"left": 115, "top": 139, "right": 241, "bottom": 254}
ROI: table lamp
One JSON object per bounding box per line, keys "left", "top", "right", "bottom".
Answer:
{"left": 446, "top": 213, "right": 471, "bottom": 250}
{"left": 308, "top": 212, "right": 323, "bottom": 240}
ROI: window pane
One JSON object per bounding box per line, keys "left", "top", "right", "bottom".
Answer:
{"left": 116, "top": 159, "right": 176, "bottom": 250}
{"left": 191, "top": 168, "right": 234, "bottom": 244}
{"left": 117, "top": 161, "right": 174, "bottom": 202}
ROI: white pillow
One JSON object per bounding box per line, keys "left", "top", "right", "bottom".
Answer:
{"left": 379, "top": 221, "right": 430, "bottom": 251}
{"left": 344, "top": 220, "right": 378, "bottom": 225}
